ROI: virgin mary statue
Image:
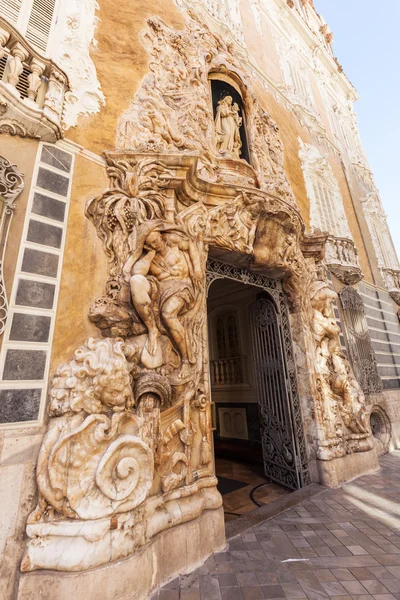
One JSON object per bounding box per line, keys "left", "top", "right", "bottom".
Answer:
{"left": 214, "top": 95, "right": 242, "bottom": 158}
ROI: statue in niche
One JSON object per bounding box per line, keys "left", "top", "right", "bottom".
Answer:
{"left": 310, "top": 281, "right": 370, "bottom": 441}
{"left": 214, "top": 95, "right": 242, "bottom": 158}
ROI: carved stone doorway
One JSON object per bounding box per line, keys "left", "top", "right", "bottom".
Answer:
{"left": 206, "top": 259, "right": 310, "bottom": 509}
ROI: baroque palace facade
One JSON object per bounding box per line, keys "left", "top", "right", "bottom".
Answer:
{"left": 0, "top": 0, "right": 400, "bottom": 598}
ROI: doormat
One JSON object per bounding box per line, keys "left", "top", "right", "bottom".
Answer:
{"left": 217, "top": 476, "right": 249, "bottom": 495}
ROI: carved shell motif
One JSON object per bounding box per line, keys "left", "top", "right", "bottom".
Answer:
{"left": 38, "top": 412, "right": 154, "bottom": 520}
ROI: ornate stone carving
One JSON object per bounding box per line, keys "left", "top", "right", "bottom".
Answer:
{"left": 0, "top": 155, "right": 24, "bottom": 334}
{"left": 214, "top": 96, "right": 242, "bottom": 158}
{"left": 55, "top": 0, "right": 106, "bottom": 129}
{"left": 325, "top": 236, "right": 363, "bottom": 285}
{"left": 116, "top": 13, "right": 295, "bottom": 204}
{"left": 370, "top": 405, "right": 391, "bottom": 456}
{"left": 310, "top": 280, "right": 373, "bottom": 459}
{"left": 382, "top": 268, "right": 400, "bottom": 306}
{"left": 23, "top": 14, "right": 374, "bottom": 576}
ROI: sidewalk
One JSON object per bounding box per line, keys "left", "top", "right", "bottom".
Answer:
{"left": 152, "top": 451, "right": 400, "bottom": 600}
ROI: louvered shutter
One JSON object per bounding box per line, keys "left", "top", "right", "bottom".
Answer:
{"left": 0, "top": 0, "right": 23, "bottom": 26}
{"left": 25, "top": 0, "right": 57, "bottom": 53}
{"left": 312, "top": 178, "right": 339, "bottom": 237}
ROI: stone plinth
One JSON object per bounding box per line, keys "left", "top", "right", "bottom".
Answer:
{"left": 18, "top": 507, "right": 226, "bottom": 600}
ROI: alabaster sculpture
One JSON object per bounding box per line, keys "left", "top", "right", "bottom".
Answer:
{"left": 22, "top": 12, "right": 373, "bottom": 575}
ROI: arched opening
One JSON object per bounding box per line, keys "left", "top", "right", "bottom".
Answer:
{"left": 207, "top": 260, "right": 309, "bottom": 522}
{"left": 370, "top": 406, "right": 391, "bottom": 456}
{"left": 209, "top": 73, "right": 251, "bottom": 163}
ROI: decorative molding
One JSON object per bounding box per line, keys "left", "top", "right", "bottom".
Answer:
{"left": 0, "top": 17, "right": 68, "bottom": 142}
{"left": 0, "top": 143, "right": 74, "bottom": 428}
{"left": 339, "top": 286, "right": 383, "bottom": 394}
{"left": 325, "top": 236, "right": 363, "bottom": 285}
{"left": 298, "top": 138, "right": 351, "bottom": 239}
{"left": 360, "top": 191, "right": 399, "bottom": 274}
{"left": 0, "top": 155, "right": 24, "bottom": 335}
{"left": 116, "top": 14, "right": 295, "bottom": 204}
{"left": 55, "top": 0, "right": 105, "bottom": 129}
{"left": 250, "top": 0, "right": 263, "bottom": 35}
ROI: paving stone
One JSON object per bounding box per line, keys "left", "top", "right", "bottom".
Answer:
{"left": 218, "top": 573, "right": 237, "bottom": 587}
{"left": 260, "top": 585, "right": 285, "bottom": 598}
{"left": 241, "top": 587, "right": 264, "bottom": 600}
{"left": 156, "top": 452, "right": 400, "bottom": 600}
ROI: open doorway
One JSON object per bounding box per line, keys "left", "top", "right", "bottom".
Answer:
{"left": 207, "top": 263, "right": 309, "bottom": 522}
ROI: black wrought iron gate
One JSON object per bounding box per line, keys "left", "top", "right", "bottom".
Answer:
{"left": 250, "top": 297, "right": 303, "bottom": 489}
{"left": 206, "top": 258, "right": 310, "bottom": 490}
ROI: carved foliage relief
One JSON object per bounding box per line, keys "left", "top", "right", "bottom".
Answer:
{"left": 23, "top": 14, "right": 373, "bottom": 574}
{"left": 116, "top": 14, "right": 294, "bottom": 203}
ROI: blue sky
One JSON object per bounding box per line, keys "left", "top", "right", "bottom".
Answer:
{"left": 315, "top": 0, "right": 400, "bottom": 257}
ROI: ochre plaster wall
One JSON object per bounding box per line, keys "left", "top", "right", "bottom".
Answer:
{"left": 50, "top": 155, "right": 109, "bottom": 370}
{"left": 254, "top": 83, "right": 311, "bottom": 228}
{"left": 66, "top": 0, "right": 186, "bottom": 154}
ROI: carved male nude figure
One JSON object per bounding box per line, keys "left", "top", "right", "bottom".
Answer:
{"left": 124, "top": 226, "right": 201, "bottom": 372}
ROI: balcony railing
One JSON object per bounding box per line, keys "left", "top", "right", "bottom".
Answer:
{"left": 382, "top": 268, "right": 400, "bottom": 306}
{"left": 0, "top": 17, "right": 68, "bottom": 141}
{"left": 210, "top": 356, "right": 247, "bottom": 386}
{"left": 325, "top": 236, "right": 363, "bottom": 285}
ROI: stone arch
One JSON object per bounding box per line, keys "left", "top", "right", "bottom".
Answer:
{"left": 370, "top": 405, "right": 391, "bottom": 456}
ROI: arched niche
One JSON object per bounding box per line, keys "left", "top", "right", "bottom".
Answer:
{"left": 209, "top": 72, "right": 251, "bottom": 164}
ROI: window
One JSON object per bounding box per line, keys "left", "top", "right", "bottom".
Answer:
{"left": 210, "top": 309, "right": 245, "bottom": 385}
{"left": 288, "top": 61, "right": 314, "bottom": 108}
{"left": 311, "top": 177, "right": 340, "bottom": 237}
{"left": 339, "top": 286, "right": 382, "bottom": 394}
{"left": 0, "top": 0, "right": 58, "bottom": 54}
{"left": 214, "top": 311, "right": 241, "bottom": 360}
{"left": 361, "top": 193, "right": 400, "bottom": 271}
{"left": 298, "top": 139, "right": 351, "bottom": 239}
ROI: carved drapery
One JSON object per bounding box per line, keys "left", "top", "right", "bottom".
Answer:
{"left": 23, "top": 14, "right": 373, "bottom": 574}
{"left": 0, "top": 155, "right": 24, "bottom": 334}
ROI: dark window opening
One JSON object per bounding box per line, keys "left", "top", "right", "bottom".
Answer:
{"left": 210, "top": 78, "right": 250, "bottom": 163}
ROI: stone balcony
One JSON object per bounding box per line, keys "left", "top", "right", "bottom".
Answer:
{"left": 0, "top": 17, "right": 68, "bottom": 142}
{"left": 325, "top": 235, "right": 363, "bottom": 285}
{"left": 382, "top": 268, "right": 400, "bottom": 306}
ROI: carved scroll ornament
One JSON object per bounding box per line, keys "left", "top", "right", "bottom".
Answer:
{"left": 116, "top": 13, "right": 294, "bottom": 204}
{"left": 0, "top": 155, "right": 24, "bottom": 335}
